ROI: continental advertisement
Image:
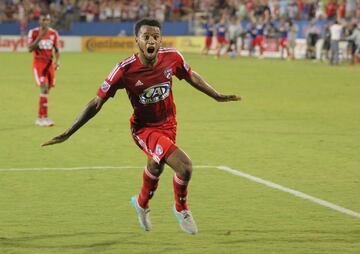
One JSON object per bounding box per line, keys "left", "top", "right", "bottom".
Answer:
{"left": 81, "top": 36, "right": 205, "bottom": 53}
{"left": 82, "top": 36, "right": 177, "bottom": 52}
{"left": 175, "top": 36, "right": 204, "bottom": 53}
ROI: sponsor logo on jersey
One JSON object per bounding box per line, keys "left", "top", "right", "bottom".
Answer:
{"left": 164, "top": 68, "right": 172, "bottom": 79}
{"left": 135, "top": 80, "right": 144, "bottom": 86}
{"left": 155, "top": 144, "right": 163, "bottom": 156}
{"left": 101, "top": 81, "right": 110, "bottom": 92}
{"left": 139, "top": 82, "right": 170, "bottom": 104}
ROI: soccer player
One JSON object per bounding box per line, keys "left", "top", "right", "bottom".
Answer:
{"left": 252, "top": 19, "right": 266, "bottom": 59}
{"left": 28, "top": 12, "right": 60, "bottom": 127}
{"left": 201, "top": 17, "right": 215, "bottom": 55}
{"left": 329, "top": 20, "right": 344, "bottom": 65}
{"left": 215, "top": 16, "right": 229, "bottom": 59}
{"left": 278, "top": 18, "right": 290, "bottom": 60}
{"left": 42, "top": 18, "right": 241, "bottom": 235}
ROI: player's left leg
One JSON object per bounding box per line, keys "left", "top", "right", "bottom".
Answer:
{"left": 38, "top": 84, "right": 54, "bottom": 127}
{"left": 35, "top": 64, "right": 55, "bottom": 127}
{"left": 166, "top": 148, "right": 198, "bottom": 235}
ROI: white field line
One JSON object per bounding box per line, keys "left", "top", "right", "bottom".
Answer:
{"left": 0, "top": 165, "right": 359, "bottom": 219}
{"left": 216, "top": 166, "right": 360, "bottom": 219}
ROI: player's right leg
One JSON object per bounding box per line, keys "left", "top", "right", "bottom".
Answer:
{"left": 166, "top": 148, "right": 198, "bottom": 235}
{"left": 131, "top": 159, "right": 165, "bottom": 231}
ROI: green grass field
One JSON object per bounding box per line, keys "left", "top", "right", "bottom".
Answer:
{"left": 1, "top": 52, "right": 360, "bottom": 254}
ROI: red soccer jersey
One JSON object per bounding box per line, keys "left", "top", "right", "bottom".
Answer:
{"left": 97, "top": 48, "right": 192, "bottom": 128}
{"left": 27, "top": 27, "right": 59, "bottom": 64}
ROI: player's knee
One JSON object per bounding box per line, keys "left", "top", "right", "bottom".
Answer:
{"left": 147, "top": 160, "right": 164, "bottom": 177}
{"left": 40, "top": 84, "right": 49, "bottom": 94}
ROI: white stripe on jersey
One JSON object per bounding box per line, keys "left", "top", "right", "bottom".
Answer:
{"left": 119, "top": 55, "right": 136, "bottom": 68}
{"left": 131, "top": 129, "right": 160, "bottom": 163}
{"left": 159, "top": 48, "right": 187, "bottom": 68}
{"left": 107, "top": 65, "right": 120, "bottom": 81}
{"left": 159, "top": 47, "right": 177, "bottom": 52}
{"left": 108, "top": 55, "right": 136, "bottom": 81}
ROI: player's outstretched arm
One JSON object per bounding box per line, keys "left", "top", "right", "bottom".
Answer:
{"left": 42, "top": 96, "right": 106, "bottom": 146}
{"left": 184, "top": 71, "right": 241, "bottom": 102}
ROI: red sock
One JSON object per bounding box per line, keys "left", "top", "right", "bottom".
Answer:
{"left": 173, "top": 174, "right": 189, "bottom": 212}
{"left": 38, "top": 94, "right": 48, "bottom": 118}
{"left": 137, "top": 167, "right": 159, "bottom": 209}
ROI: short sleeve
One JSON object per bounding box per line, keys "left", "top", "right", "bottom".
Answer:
{"left": 174, "top": 51, "right": 192, "bottom": 80}
{"left": 97, "top": 64, "right": 125, "bottom": 99}
{"left": 27, "top": 29, "right": 35, "bottom": 44}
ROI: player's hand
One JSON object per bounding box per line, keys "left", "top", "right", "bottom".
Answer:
{"left": 55, "top": 63, "right": 60, "bottom": 71}
{"left": 39, "top": 28, "right": 48, "bottom": 38}
{"left": 42, "top": 133, "right": 69, "bottom": 147}
{"left": 215, "top": 94, "right": 242, "bottom": 102}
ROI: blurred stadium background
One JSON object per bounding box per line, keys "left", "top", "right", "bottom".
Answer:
{"left": 1, "top": 0, "right": 360, "bottom": 62}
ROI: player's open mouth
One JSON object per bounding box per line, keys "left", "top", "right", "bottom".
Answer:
{"left": 147, "top": 47, "right": 155, "bottom": 54}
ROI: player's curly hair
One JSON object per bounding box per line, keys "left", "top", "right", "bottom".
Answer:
{"left": 134, "top": 18, "right": 162, "bottom": 36}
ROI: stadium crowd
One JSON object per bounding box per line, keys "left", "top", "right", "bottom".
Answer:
{"left": 1, "top": 0, "right": 359, "bottom": 63}
{"left": 1, "top": 0, "right": 360, "bottom": 24}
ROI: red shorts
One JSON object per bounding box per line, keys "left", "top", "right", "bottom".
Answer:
{"left": 279, "top": 38, "right": 288, "bottom": 48}
{"left": 217, "top": 36, "right": 228, "bottom": 45}
{"left": 252, "top": 36, "right": 265, "bottom": 47}
{"left": 33, "top": 61, "right": 55, "bottom": 88}
{"left": 131, "top": 125, "right": 178, "bottom": 163}
{"left": 205, "top": 37, "right": 212, "bottom": 47}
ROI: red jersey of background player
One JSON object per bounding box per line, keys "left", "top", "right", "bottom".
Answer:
{"left": 97, "top": 47, "right": 192, "bottom": 129}
{"left": 28, "top": 27, "right": 59, "bottom": 64}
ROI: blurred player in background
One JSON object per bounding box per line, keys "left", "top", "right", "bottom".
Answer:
{"left": 228, "top": 16, "right": 243, "bottom": 58}
{"left": 288, "top": 20, "right": 297, "bottom": 60}
{"left": 201, "top": 17, "right": 215, "bottom": 55}
{"left": 278, "top": 17, "right": 290, "bottom": 60}
{"left": 251, "top": 18, "right": 267, "bottom": 58}
{"left": 329, "top": 20, "right": 344, "bottom": 65}
{"left": 215, "top": 16, "right": 229, "bottom": 59}
{"left": 28, "top": 12, "right": 60, "bottom": 127}
{"left": 345, "top": 20, "right": 358, "bottom": 64}
{"left": 346, "top": 22, "right": 360, "bottom": 64}
{"left": 305, "top": 20, "right": 320, "bottom": 59}
{"left": 321, "top": 23, "right": 331, "bottom": 62}
{"left": 42, "top": 18, "right": 241, "bottom": 235}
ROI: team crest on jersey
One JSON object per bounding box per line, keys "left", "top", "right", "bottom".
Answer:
{"left": 101, "top": 81, "right": 110, "bottom": 92}
{"left": 164, "top": 68, "right": 172, "bottom": 79}
{"left": 50, "top": 35, "right": 55, "bottom": 40}
{"left": 139, "top": 82, "right": 170, "bottom": 104}
{"left": 155, "top": 144, "right": 163, "bottom": 156}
